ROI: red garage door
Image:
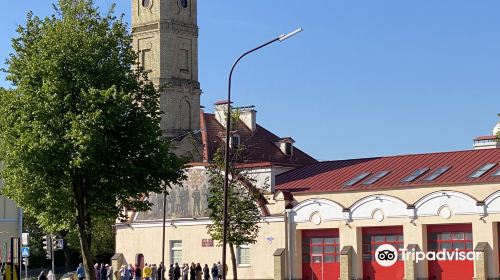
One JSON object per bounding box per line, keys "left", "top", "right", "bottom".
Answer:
{"left": 302, "top": 229, "right": 340, "bottom": 280}
{"left": 427, "top": 224, "right": 473, "bottom": 280}
{"left": 362, "top": 226, "right": 404, "bottom": 280}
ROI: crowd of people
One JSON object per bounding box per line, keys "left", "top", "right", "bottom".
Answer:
{"left": 118, "top": 262, "right": 227, "bottom": 280}
{"left": 37, "top": 270, "right": 56, "bottom": 280}
{"left": 37, "top": 261, "right": 227, "bottom": 280}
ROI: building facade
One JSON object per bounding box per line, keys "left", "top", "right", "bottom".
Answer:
{"left": 116, "top": 1, "right": 500, "bottom": 279}
{"left": 115, "top": 102, "right": 317, "bottom": 279}
{"left": 116, "top": 146, "right": 500, "bottom": 280}
{"left": 0, "top": 178, "right": 22, "bottom": 265}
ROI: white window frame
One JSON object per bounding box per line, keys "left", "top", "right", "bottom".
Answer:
{"left": 237, "top": 245, "right": 251, "bottom": 267}
{"left": 170, "top": 240, "right": 182, "bottom": 265}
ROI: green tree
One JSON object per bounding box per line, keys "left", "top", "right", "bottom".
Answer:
{"left": 0, "top": 1, "right": 184, "bottom": 279}
{"left": 206, "top": 147, "right": 261, "bottom": 280}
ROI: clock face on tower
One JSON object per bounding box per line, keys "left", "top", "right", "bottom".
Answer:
{"left": 179, "top": 0, "right": 188, "bottom": 8}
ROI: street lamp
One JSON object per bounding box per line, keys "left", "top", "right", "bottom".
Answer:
{"left": 161, "top": 183, "right": 167, "bottom": 279}
{"left": 221, "top": 28, "right": 303, "bottom": 280}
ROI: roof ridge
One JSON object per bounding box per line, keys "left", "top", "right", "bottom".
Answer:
{"left": 317, "top": 148, "right": 498, "bottom": 164}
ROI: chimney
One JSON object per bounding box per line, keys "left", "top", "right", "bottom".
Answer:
{"left": 214, "top": 100, "right": 231, "bottom": 127}
{"left": 238, "top": 108, "right": 257, "bottom": 132}
{"left": 473, "top": 114, "right": 500, "bottom": 150}
{"left": 493, "top": 113, "right": 500, "bottom": 135}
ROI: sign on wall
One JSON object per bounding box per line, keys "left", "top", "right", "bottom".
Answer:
{"left": 202, "top": 239, "right": 214, "bottom": 247}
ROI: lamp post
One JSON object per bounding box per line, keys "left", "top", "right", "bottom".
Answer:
{"left": 221, "top": 28, "right": 303, "bottom": 280}
{"left": 161, "top": 184, "right": 167, "bottom": 278}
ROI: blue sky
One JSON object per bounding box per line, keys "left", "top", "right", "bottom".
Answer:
{"left": 1, "top": 1, "right": 499, "bottom": 160}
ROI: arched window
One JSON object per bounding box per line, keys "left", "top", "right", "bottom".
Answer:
{"left": 180, "top": 99, "right": 191, "bottom": 131}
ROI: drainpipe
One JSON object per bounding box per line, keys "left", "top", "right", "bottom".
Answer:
{"left": 18, "top": 207, "right": 23, "bottom": 279}
{"left": 285, "top": 209, "right": 293, "bottom": 280}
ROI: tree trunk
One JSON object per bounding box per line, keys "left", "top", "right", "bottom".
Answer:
{"left": 229, "top": 243, "right": 237, "bottom": 280}
{"left": 73, "top": 178, "right": 96, "bottom": 280}
{"left": 78, "top": 223, "right": 96, "bottom": 280}
{"left": 60, "top": 231, "right": 72, "bottom": 271}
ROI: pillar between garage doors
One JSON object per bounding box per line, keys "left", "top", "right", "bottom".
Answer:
{"left": 473, "top": 242, "right": 488, "bottom": 280}
{"left": 472, "top": 219, "right": 497, "bottom": 278}
{"left": 403, "top": 222, "right": 428, "bottom": 279}
{"left": 339, "top": 246, "right": 353, "bottom": 280}
{"left": 403, "top": 244, "right": 420, "bottom": 280}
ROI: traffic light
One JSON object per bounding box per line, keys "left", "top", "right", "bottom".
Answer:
{"left": 42, "top": 235, "right": 52, "bottom": 259}
{"left": 22, "top": 257, "right": 28, "bottom": 267}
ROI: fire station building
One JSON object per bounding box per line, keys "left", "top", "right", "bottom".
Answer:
{"left": 276, "top": 147, "right": 500, "bottom": 280}
{"left": 115, "top": 1, "right": 500, "bottom": 279}
{"left": 115, "top": 113, "right": 500, "bottom": 280}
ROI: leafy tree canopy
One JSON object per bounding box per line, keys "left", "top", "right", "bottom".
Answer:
{"left": 0, "top": 0, "right": 184, "bottom": 278}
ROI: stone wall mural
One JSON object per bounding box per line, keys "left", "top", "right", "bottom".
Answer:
{"left": 135, "top": 167, "right": 210, "bottom": 221}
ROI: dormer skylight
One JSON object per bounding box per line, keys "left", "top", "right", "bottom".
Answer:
{"left": 401, "top": 168, "right": 429, "bottom": 183}
{"left": 343, "top": 172, "right": 371, "bottom": 187}
{"left": 274, "top": 137, "right": 295, "bottom": 156}
{"left": 362, "top": 171, "right": 390, "bottom": 185}
{"left": 422, "top": 167, "right": 450, "bottom": 182}
{"left": 492, "top": 169, "right": 500, "bottom": 177}
{"left": 285, "top": 142, "right": 293, "bottom": 156}
{"left": 469, "top": 163, "right": 497, "bottom": 178}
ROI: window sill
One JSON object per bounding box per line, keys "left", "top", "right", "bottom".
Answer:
{"left": 237, "top": 264, "right": 251, "bottom": 268}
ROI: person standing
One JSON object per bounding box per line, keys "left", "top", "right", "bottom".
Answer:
{"left": 157, "top": 263, "right": 163, "bottom": 280}
{"left": 182, "top": 264, "right": 189, "bottom": 280}
{"left": 210, "top": 264, "right": 218, "bottom": 280}
{"left": 96, "top": 264, "right": 101, "bottom": 280}
{"left": 216, "top": 262, "right": 222, "bottom": 280}
{"left": 101, "top": 264, "right": 108, "bottom": 280}
{"left": 38, "top": 271, "right": 47, "bottom": 280}
{"left": 134, "top": 264, "right": 142, "bottom": 280}
{"left": 121, "top": 265, "right": 130, "bottom": 280}
{"left": 195, "top": 264, "right": 202, "bottom": 280}
{"left": 168, "top": 264, "right": 174, "bottom": 280}
{"left": 189, "top": 263, "right": 195, "bottom": 280}
{"left": 143, "top": 264, "right": 152, "bottom": 280}
{"left": 202, "top": 265, "right": 209, "bottom": 280}
{"left": 107, "top": 264, "right": 114, "bottom": 280}
{"left": 152, "top": 264, "right": 157, "bottom": 280}
{"left": 77, "top": 263, "right": 86, "bottom": 280}
{"left": 129, "top": 264, "right": 135, "bottom": 280}
{"left": 47, "top": 270, "right": 55, "bottom": 280}
{"left": 173, "top": 263, "right": 181, "bottom": 280}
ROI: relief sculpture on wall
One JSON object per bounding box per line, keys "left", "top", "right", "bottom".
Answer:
{"left": 135, "top": 167, "right": 210, "bottom": 221}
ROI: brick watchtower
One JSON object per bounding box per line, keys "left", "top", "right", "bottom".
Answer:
{"left": 131, "top": 0, "right": 202, "bottom": 157}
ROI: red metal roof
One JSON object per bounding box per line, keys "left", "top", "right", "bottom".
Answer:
{"left": 275, "top": 149, "right": 500, "bottom": 193}
{"left": 200, "top": 113, "right": 317, "bottom": 166}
